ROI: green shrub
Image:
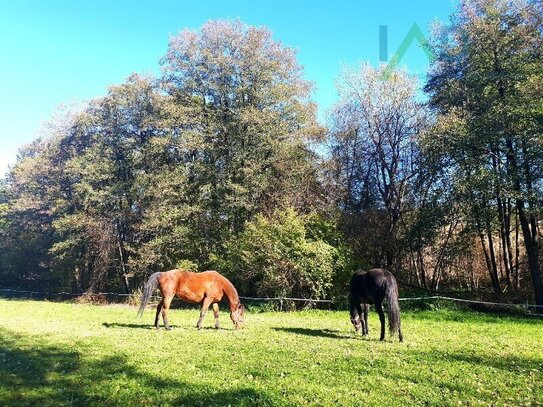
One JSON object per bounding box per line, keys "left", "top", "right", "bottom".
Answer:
{"left": 217, "top": 208, "right": 351, "bottom": 301}
{"left": 175, "top": 259, "right": 198, "bottom": 272}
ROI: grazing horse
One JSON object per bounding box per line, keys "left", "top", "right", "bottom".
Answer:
{"left": 349, "top": 268, "right": 403, "bottom": 342}
{"left": 138, "top": 269, "right": 245, "bottom": 330}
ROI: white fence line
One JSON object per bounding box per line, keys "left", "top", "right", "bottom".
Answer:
{"left": 239, "top": 296, "right": 333, "bottom": 303}
{"left": 0, "top": 288, "right": 541, "bottom": 311}
{"left": 0, "top": 288, "right": 132, "bottom": 297}
{"left": 398, "top": 295, "right": 540, "bottom": 308}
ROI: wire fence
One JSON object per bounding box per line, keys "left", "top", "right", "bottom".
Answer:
{"left": 0, "top": 288, "right": 541, "bottom": 315}
{"left": 397, "top": 295, "right": 543, "bottom": 316}
{"left": 0, "top": 288, "right": 131, "bottom": 297}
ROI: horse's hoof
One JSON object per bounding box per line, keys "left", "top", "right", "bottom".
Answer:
{"left": 165, "top": 326, "right": 172, "bottom": 331}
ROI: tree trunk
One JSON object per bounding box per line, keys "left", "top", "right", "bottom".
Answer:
{"left": 517, "top": 202, "right": 543, "bottom": 309}
{"left": 116, "top": 219, "right": 130, "bottom": 294}
{"left": 496, "top": 195, "right": 513, "bottom": 288}
{"left": 505, "top": 136, "right": 543, "bottom": 308}
{"left": 514, "top": 212, "right": 520, "bottom": 290}
{"left": 479, "top": 230, "right": 500, "bottom": 294}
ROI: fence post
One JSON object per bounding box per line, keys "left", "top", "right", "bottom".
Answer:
{"left": 279, "top": 298, "right": 283, "bottom": 312}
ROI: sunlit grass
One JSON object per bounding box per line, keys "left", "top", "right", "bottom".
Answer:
{"left": 0, "top": 299, "right": 541, "bottom": 406}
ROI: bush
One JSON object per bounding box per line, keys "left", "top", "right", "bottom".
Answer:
{"left": 176, "top": 259, "right": 198, "bottom": 271}
{"left": 217, "top": 208, "right": 351, "bottom": 301}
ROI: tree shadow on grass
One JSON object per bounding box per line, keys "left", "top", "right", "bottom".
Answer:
{"left": 0, "top": 327, "right": 280, "bottom": 406}
{"left": 354, "top": 347, "right": 543, "bottom": 402}
{"left": 272, "top": 327, "right": 358, "bottom": 340}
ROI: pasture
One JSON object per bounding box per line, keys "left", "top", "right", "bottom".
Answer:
{"left": 0, "top": 299, "right": 542, "bottom": 406}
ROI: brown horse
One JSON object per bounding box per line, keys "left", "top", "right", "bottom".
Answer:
{"left": 138, "top": 269, "right": 245, "bottom": 330}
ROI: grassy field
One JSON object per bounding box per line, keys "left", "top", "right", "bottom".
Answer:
{"left": 0, "top": 299, "right": 542, "bottom": 406}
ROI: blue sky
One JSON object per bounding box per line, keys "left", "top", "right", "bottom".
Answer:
{"left": 0, "top": 0, "right": 454, "bottom": 175}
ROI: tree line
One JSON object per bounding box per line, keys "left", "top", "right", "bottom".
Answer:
{"left": 1, "top": 0, "right": 542, "bottom": 307}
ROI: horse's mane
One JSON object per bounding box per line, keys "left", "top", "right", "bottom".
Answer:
{"left": 220, "top": 274, "right": 241, "bottom": 308}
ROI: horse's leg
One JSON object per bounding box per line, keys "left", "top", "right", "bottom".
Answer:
{"left": 356, "top": 303, "right": 366, "bottom": 336}
{"left": 162, "top": 295, "right": 174, "bottom": 331}
{"left": 154, "top": 299, "right": 164, "bottom": 329}
{"left": 375, "top": 302, "right": 386, "bottom": 341}
{"left": 349, "top": 295, "right": 362, "bottom": 334}
{"left": 196, "top": 297, "right": 212, "bottom": 330}
{"left": 362, "top": 303, "right": 369, "bottom": 336}
{"left": 212, "top": 303, "right": 220, "bottom": 329}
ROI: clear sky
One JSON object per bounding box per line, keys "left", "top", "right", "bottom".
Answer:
{"left": 0, "top": 0, "right": 454, "bottom": 176}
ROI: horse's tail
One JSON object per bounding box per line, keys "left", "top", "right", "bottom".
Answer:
{"left": 385, "top": 278, "right": 402, "bottom": 338}
{"left": 137, "top": 272, "right": 162, "bottom": 317}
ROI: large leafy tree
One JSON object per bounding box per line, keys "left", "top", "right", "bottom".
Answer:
{"left": 425, "top": 0, "right": 543, "bottom": 304}
{"left": 54, "top": 74, "right": 162, "bottom": 292}
{"left": 3, "top": 75, "right": 163, "bottom": 292}
{"left": 0, "top": 20, "right": 324, "bottom": 293}
{"left": 0, "top": 141, "right": 58, "bottom": 289}
{"left": 146, "top": 20, "right": 323, "bottom": 266}
{"left": 328, "top": 64, "right": 429, "bottom": 270}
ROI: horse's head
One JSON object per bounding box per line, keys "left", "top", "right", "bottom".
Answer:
{"left": 230, "top": 303, "right": 245, "bottom": 329}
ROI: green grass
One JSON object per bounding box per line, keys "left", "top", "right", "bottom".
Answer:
{"left": 0, "top": 299, "right": 542, "bottom": 406}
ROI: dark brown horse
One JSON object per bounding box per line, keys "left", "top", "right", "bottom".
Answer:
{"left": 349, "top": 268, "right": 403, "bottom": 342}
{"left": 138, "top": 269, "right": 245, "bottom": 330}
